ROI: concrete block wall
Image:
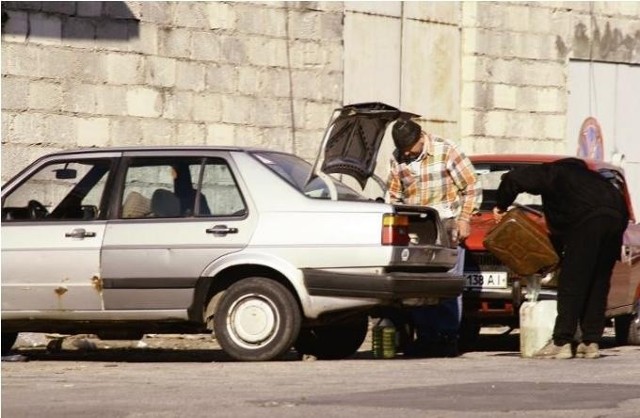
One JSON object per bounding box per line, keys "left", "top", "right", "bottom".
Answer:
{"left": 460, "top": 1, "right": 640, "bottom": 155}
{"left": 3, "top": 1, "right": 640, "bottom": 185}
{"left": 1, "top": 1, "right": 344, "bottom": 182}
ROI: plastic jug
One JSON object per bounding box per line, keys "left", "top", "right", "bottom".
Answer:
{"left": 519, "top": 299, "right": 557, "bottom": 358}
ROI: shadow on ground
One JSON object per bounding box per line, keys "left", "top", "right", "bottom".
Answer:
{"left": 9, "top": 346, "right": 236, "bottom": 363}
{"left": 462, "top": 327, "right": 618, "bottom": 354}
{"left": 5, "top": 328, "right": 619, "bottom": 363}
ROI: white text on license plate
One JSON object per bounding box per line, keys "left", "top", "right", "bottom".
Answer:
{"left": 464, "top": 272, "right": 508, "bottom": 289}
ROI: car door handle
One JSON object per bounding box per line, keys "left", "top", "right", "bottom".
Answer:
{"left": 64, "top": 228, "right": 97, "bottom": 239}
{"left": 206, "top": 225, "right": 239, "bottom": 235}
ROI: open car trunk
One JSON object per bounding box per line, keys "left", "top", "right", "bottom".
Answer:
{"left": 307, "top": 102, "right": 417, "bottom": 198}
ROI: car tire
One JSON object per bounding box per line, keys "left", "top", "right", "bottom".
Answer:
{"left": 629, "top": 314, "right": 640, "bottom": 345}
{"left": 213, "top": 277, "right": 301, "bottom": 361}
{"left": 294, "top": 315, "right": 369, "bottom": 360}
{"left": 614, "top": 314, "right": 632, "bottom": 345}
{"left": 1, "top": 332, "right": 18, "bottom": 356}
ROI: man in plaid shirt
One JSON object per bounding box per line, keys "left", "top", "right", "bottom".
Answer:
{"left": 387, "top": 118, "right": 481, "bottom": 357}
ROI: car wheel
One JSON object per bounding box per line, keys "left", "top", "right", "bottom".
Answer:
{"left": 1, "top": 333, "right": 18, "bottom": 356}
{"left": 294, "top": 315, "right": 369, "bottom": 360}
{"left": 629, "top": 314, "right": 640, "bottom": 345}
{"left": 614, "top": 314, "right": 632, "bottom": 345}
{"left": 213, "top": 277, "right": 301, "bottom": 361}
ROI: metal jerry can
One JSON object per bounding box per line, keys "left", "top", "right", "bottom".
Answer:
{"left": 483, "top": 208, "right": 559, "bottom": 276}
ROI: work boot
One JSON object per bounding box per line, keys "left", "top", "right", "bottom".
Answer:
{"left": 532, "top": 341, "right": 573, "bottom": 359}
{"left": 576, "top": 342, "right": 600, "bottom": 359}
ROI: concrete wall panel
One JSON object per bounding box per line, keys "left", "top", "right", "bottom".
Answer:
{"left": 343, "top": 12, "right": 401, "bottom": 106}
{"left": 404, "top": 2, "right": 459, "bottom": 25}
{"left": 401, "top": 20, "right": 460, "bottom": 124}
{"left": 344, "top": 2, "right": 401, "bottom": 17}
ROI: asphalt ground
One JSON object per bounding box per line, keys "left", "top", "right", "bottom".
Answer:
{"left": 2, "top": 327, "right": 639, "bottom": 418}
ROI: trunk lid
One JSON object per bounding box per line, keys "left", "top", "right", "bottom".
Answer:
{"left": 308, "top": 102, "right": 418, "bottom": 190}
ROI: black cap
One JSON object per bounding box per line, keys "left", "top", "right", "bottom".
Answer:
{"left": 392, "top": 119, "right": 421, "bottom": 150}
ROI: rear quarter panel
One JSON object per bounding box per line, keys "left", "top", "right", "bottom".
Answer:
{"left": 249, "top": 209, "right": 391, "bottom": 268}
{"left": 232, "top": 151, "right": 394, "bottom": 269}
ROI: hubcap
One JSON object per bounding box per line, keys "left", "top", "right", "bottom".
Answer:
{"left": 228, "top": 294, "right": 278, "bottom": 347}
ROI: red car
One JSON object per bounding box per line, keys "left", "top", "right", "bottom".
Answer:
{"left": 461, "top": 154, "right": 640, "bottom": 347}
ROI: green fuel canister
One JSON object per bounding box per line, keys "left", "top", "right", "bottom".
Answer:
{"left": 372, "top": 318, "right": 396, "bottom": 359}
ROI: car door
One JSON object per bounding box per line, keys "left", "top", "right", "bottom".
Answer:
{"left": 100, "top": 150, "right": 256, "bottom": 312}
{"left": 1, "top": 153, "right": 118, "bottom": 312}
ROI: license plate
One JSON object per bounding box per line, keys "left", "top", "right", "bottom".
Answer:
{"left": 464, "top": 272, "right": 508, "bottom": 289}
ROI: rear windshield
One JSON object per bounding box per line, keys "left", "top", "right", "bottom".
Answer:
{"left": 473, "top": 163, "right": 543, "bottom": 211}
{"left": 474, "top": 162, "right": 627, "bottom": 213}
{"left": 250, "top": 151, "right": 367, "bottom": 201}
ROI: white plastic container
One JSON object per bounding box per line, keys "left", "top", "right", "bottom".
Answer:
{"left": 519, "top": 300, "right": 557, "bottom": 358}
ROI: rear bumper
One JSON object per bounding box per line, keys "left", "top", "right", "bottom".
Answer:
{"left": 463, "top": 285, "right": 558, "bottom": 321}
{"left": 302, "top": 269, "right": 464, "bottom": 300}
{"left": 463, "top": 286, "right": 558, "bottom": 301}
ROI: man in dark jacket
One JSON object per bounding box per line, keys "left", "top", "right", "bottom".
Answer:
{"left": 493, "top": 158, "right": 628, "bottom": 359}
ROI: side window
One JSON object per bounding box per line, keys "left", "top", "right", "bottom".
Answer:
{"left": 475, "top": 165, "right": 542, "bottom": 211}
{"left": 199, "top": 160, "right": 246, "bottom": 217}
{"left": 2, "top": 159, "right": 112, "bottom": 221}
{"left": 121, "top": 160, "right": 181, "bottom": 219}
{"left": 120, "top": 156, "right": 246, "bottom": 219}
{"left": 598, "top": 169, "right": 625, "bottom": 193}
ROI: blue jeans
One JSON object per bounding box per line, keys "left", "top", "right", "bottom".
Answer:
{"left": 412, "top": 246, "right": 464, "bottom": 343}
{"left": 412, "top": 296, "right": 462, "bottom": 342}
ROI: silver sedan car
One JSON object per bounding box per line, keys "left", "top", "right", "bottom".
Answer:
{"left": 1, "top": 103, "right": 464, "bottom": 361}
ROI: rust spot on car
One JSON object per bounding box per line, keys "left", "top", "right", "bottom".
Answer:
{"left": 54, "top": 286, "right": 68, "bottom": 296}
{"left": 91, "top": 276, "right": 103, "bottom": 292}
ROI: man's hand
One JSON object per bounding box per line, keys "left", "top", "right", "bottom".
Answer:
{"left": 493, "top": 207, "right": 506, "bottom": 223}
{"left": 457, "top": 219, "right": 471, "bottom": 240}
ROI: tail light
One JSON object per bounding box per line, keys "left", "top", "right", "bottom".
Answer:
{"left": 382, "top": 214, "right": 409, "bottom": 245}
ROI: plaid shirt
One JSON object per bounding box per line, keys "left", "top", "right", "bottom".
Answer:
{"left": 386, "top": 133, "right": 481, "bottom": 222}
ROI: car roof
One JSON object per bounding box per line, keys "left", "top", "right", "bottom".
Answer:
{"left": 34, "top": 146, "right": 291, "bottom": 157}
{"left": 469, "top": 154, "right": 624, "bottom": 172}
{"left": 470, "top": 153, "right": 635, "bottom": 222}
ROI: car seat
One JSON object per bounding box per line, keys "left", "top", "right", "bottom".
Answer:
{"left": 151, "top": 188, "right": 181, "bottom": 218}
{"left": 122, "top": 191, "right": 152, "bottom": 218}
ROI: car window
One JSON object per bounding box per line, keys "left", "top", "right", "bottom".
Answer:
{"left": 250, "top": 151, "right": 366, "bottom": 200}
{"left": 120, "top": 157, "right": 246, "bottom": 219}
{"left": 198, "top": 162, "right": 246, "bottom": 217}
{"left": 2, "top": 159, "right": 112, "bottom": 221}
{"left": 598, "top": 168, "right": 626, "bottom": 193}
{"left": 474, "top": 163, "right": 542, "bottom": 211}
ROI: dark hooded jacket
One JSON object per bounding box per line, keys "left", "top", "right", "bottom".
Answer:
{"left": 496, "top": 158, "right": 629, "bottom": 239}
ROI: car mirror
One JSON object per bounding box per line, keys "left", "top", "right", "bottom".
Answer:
{"left": 54, "top": 168, "right": 77, "bottom": 179}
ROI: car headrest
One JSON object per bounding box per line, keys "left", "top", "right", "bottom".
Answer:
{"left": 151, "top": 189, "right": 181, "bottom": 217}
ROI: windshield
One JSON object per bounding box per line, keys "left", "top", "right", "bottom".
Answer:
{"left": 474, "top": 163, "right": 543, "bottom": 212}
{"left": 251, "top": 151, "right": 367, "bottom": 200}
